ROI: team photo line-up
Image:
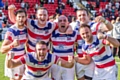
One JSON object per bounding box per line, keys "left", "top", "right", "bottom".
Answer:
{"left": 0, "top": 4, "right": 119, "bottom": 80}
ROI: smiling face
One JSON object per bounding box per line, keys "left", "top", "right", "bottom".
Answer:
{"left": 77, "top": 10, "right": 90, "bottom": 24}
{"left": 15, "top": 12, "right": 27, "bottom": 28}
{"left": 35, "top": 43, "right": 48, "bottom": 61}
{"left": 36, "top": 9, "right": 48, "bottom": 25}
{"left": 79, "top": 26, "right": 93, "bottom": 43}
{"left": 58, "top": 15, "right": 69, "bottom": 33}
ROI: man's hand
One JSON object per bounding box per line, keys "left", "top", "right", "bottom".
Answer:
{"left": 64, "top": 55, "right": 74, "bottom": 68}
{"left": 74, "top": 55, "right": 78, "bottom": 62}
{"left": 66, "top": 25, "right": 73, "bottom": 34}
{"left": 95, "top": 16, "right": 106, "bottom": 23}
{"left": 8, "top": 52, "right": 15, "bottom": 60}
{"left": 58, "top": 55, "right": 75, "bottom": 68}
{"left": 68, "top": 55, "right": 74, "bottom": 63}
{"left": 97, "top": 31, "right": 106, "bottom": 39}
{"left": 11, "top": 39, "right": 19, "bottom": 48}
{"left": 8, "top": 4, "right": 16, "bottom": 10}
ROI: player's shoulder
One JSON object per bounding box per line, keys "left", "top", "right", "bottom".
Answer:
{"left": 88, "top": 21, "right": 96, "bottom": 26}
{"left": 7, "top": 24, "right": 17, "bottom": 32}
{"left": 26, "top": 52, "right": 36, "bottom": 58}
{"left": 47, "top": 21, "right": 54, "bottom": 27}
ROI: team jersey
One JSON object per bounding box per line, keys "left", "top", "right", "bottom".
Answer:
{"left": 20, "top": 52, "right": 58, "bottom": 79}
{"left": 5, "top": 25, "right": 27, "bottom": 59}
{"left": 74, "top": 21, "right": 101, "bottom": 57}
{"left": 82, "top": 35, "right": 115, "bottom": 68}
{"left": 74, "top": 21, "right": 100, "bottom": 33}
{"left": 26, "top": 19, "right": 56, "bottom": 52}
{"left": 51, "top": 29, "right": 77, "bottom": 60}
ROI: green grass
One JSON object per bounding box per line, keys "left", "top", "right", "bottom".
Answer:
{"left": 0, "top": 41, "right": 120, "bottom": 80}
{"left": 0, "top": 41, "right": 9, "bottom": 80}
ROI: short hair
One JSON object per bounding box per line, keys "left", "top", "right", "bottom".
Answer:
{"left": 116, "top": 17, "right": 120, "bottom": 22}
{"left": 49, "top": 15, "right": 54, "bottom": 19}
{"left": 36, "top": 7, "right": 48, "bottom": 14}
{"left": 15, "top": 9, "right": 27, "bottom": 16}
{"left": 72, "top": 16, "right": 76, "bottom": 21}
{"left": 76, "top": 8, "right": 89, "bottom": 15}
{"left": 36, "top": 41, "right": 47, "bottom": 47}
{"left": 79, "top": 24, "right": 91, "bottom": 31}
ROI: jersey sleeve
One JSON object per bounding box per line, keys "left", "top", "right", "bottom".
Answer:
{"left": 4, "top": 29, "right": 14, "bottom": 42}
{"left": 52, "top": 54, "right": 59, "bottom": 64}
{"left": 54, "top": 22, "right": 58, "bottom": 30}
{"left": 102, "top": 39, "right": 107, "bottom": 45}
{"left": 19, "top": 55, "right": 26, "bottom": 64}
{"left": 26, "top": 18, "right": 32, "bottom": 28}
{"left": 77, "top": 34, "right": 84, "bottom": 57}
{"left": 76, "top": 34, "right": 82, "bottom": 42}
{"left": 91, "top": 22, "right": 101, "bottom": 35}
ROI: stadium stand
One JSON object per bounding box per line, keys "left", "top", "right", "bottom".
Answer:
{"left": 2, "top": 0, "right": 76, "bottom": 22}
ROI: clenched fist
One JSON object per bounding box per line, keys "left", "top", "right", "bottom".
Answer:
{"left": 8, "top": 52, "right": 15, "bottom": 60}
{"left": 11, "top": 39, "right": 19, "bottom": 48}
{"left": 95, "top": 16, "right": 106, "bottom": 23}
{"left": 97, "top": 31, "right": 106, "bottom": 39}
{"left": 8, "top": 4, "right": 16, "bottom": 10}
{"left": 65, "top": 25, "right": 73, "bottom": 34}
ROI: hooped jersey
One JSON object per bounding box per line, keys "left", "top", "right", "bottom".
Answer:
{"left": 26, "top": 19, "right": 56, "bottom": 52}
{"left": 5, "top": 25, "right": 27, "bottom": 59}
{"left": 74, "top": 21, "right": 101, "bottom": 57}
{"left": 51, "top": 29, "right": 78, "bottom": 58}
{"left": 20, "top": 52, "right": 58, "bottom": 79}
{"left": 82, "top": 35, "right": 115, "bottom": 68}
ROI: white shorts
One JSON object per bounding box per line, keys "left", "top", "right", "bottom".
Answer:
{"left": 75, "top": 61, "right": 95, "bottom": 79}
{"left": 92, "top": 65, "right": 117, "bottom": 80}
{"left": 50, "top": 64, "right": 75, "bottom": 80}
{"left": 21, "top": 75, "right": 52, "bottom": 80}
{"left": 4, "top": 56, "right": 25, "bottom": 79}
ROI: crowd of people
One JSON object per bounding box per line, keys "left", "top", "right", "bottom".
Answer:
{"left": 84, "top": 0, "right": 120, "bottom": 21}
{"left": 0, "top": 1, "right": 120, "bottom": 80}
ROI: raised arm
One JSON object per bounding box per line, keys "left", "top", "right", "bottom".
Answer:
{"left": 97, "top": 31, "right": 120, "bottom": 47}
{"left": 95, "top": 16, "right": 113, "bottom": 32}
{"left": 6, "top": 53, "right": 22, "bottom": 68}
{"left": 8, "top": 4, "right": 16, "bottom": 23}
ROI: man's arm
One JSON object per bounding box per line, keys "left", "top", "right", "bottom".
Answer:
{"left": 66, "top": 25, "right": 73, "bottom": 34}
{"left": 95, "top": 16, "right": 113, "bottom": 32}
{"left": 8, "top": 4, "right": 29, "bottom": 26}
{"left": 8, "top": 5, "right": 16, "bottom": 23}
{"left": 56, "top": 56, "right": 75, "bottom": 68}
{"left": 6, "top": 53, "right": 23, "bottom": 68}
{"left": 0, "top": 39, "right": 19, "bottom": 54}
{"left": 75, "top": 54, "right": 92, "bottom": 65}
{"left": 97, "top": 31, "right": 120, "bottom": 47}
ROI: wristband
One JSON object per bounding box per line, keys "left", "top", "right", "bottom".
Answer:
{"left": 10, "top": 45, "right": 14, "bottom": 49}
{"left": 104, "top": 20, "right": 109, "bottom": 25}
{"left": 104, "top": 34, "right": 108, "bottom": 39}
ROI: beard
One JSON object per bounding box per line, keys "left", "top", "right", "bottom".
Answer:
{"left": 80, "top": 21, "right": 88, "bottom": 25}
{"left": 85, "top": 35, "right": 93, "bottom": 43}
{"left": 18, "top": 23, "right": 24, "bottom": 26}
{"left": 59, "top": 26, "right": 67, "bottom": 33}
{"left": 17, "top": 22, "right": 25, "bottom": 29}
{"left": 38, "top": 19, "right": 47, "bottom": 25}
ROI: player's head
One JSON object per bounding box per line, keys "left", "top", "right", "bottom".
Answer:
{"left": 35, "top": 41, "right": 48, "bottom": 61}
{"left": 36, "top": 7, "right": 48, "bottom": 25}
{"left": 58, "top": 15, "right": 69, "bottom": 33}
{"left": 76, "top": 9, "right": 90, "bottom": 24}
{"left": 79, "top": 24, "right": 93, "bottom": 43}
{"left": 15, "top": 9, "right": 27, "bottom": 27}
